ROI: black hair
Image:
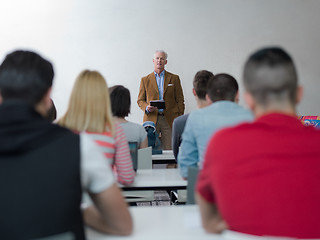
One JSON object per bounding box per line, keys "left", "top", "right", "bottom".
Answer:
{"left": 207, "top": 73, "right": 238, "bottom": 102}
{"left": 109, "top": 85, "right": 131, "bottom": 117}
{"left": 193, "top": 70, "right": 214, "bottom": 100}
{"left": 0, "top": 50, "right": 54, "bottom": 106}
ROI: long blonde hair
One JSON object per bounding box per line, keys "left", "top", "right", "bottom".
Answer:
{"left": 58, "top": 70, "right": 114, "bottom": 134}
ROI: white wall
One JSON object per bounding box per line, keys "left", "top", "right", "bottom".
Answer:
{"left": 1, "top": 0, "right": 320, "bottom": 123}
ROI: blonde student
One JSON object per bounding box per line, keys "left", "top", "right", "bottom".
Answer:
{"left": 58, "top": 70, "right": 135, "bottom": 185}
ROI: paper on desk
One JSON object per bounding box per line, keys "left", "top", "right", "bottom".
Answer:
{"left": 183, "top": 210, "right": 202, "bottom": 228}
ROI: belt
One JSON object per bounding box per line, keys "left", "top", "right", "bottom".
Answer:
{"left": 158, "top": 112, "right": 165, "bottom": 116}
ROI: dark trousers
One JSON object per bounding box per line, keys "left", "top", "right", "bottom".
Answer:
{"left": 156, "top": 115, "right": 172, "bottom": 150}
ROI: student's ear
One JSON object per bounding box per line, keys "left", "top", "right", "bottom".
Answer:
{"left": 36, "top": 87, "right": 52, "bottom": 116}
{"left": 205, "top": 94, "right": 213, "bottom": 105}
{"left": 234, "top": 91, "right": 240, "bottom": 104}
{"left": 0, "top": 92, "right": 2, "bottom": 104}
{"left": 43, "top": 88, "right": 52, "bottom": 111}
{"left": 296, "top": 85, "right": 303, "bottom": 104}
{"left": 192, "top": 88, "right": 197, "bottom": 96}
{"left": 244, "top": 91, "right": 255, "bottom": 111}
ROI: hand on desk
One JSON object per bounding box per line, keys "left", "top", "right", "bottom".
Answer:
{"left": 196, "top": 193, "right": 228, "bottom": 234}
{"left": 83, "top": 183, "right": 133, "bottom": 236}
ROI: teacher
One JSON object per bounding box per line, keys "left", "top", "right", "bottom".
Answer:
{"left": 137, "top": 50, "right": 185, "bottom": 150}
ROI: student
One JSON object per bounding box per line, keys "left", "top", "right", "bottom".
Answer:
{"left": 178, "top": 73, "right": 253, "bottom": 179}
{"left": 172, "top": 70, "right": 214, "bottom": 161}
{"left": 196, "top": 47, "right": 320, "bottom": 238}
{"left": 0, "top": 50, "right": 132, "bottom": 239}
{"left": 109, "top": 85, "right": 148, "bottom": 149}
{"left": 58, "top": 70, "right": 135, "bottom": 185}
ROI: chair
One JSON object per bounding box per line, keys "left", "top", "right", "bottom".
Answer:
{"left": 122, "top": 146, "right": 154, "bottom": 203}
{"left": 170, "top": 166, "right": 199, "bottom": 205}
{"left": 137, "top": 146, "right": 152, "bottom": 169}
{"left": 186, "top": 166, "right": 199, "bottom": 204}
{"left": 128, "top": 141, "right": 138, "bottom": 171}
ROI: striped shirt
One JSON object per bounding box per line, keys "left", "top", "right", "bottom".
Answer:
{"left": 85, "top": 123, "right": 135, "bottom": 185}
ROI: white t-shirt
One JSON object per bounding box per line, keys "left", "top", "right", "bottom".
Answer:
{"left": 80, "top": 133, "right": 114, "bottom": 193}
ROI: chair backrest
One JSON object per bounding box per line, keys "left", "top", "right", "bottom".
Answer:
{"left": 187, "top": 166, "right": 199, "bottom": 205}
{"left": 137, "top": 146, "right": 152, "bottom": 169}
{"left": 128, "top": 141, "right": 138, "bottom": 171}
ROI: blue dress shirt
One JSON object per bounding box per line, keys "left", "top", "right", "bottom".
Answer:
{"left": 155, "top": 70, "right": 165, "bottom": 100}
{"left": 146, "top": 70, "right": 165, "bottom": 113}
{"left": 177, "top": 101, "right": 254, "bottom": 178}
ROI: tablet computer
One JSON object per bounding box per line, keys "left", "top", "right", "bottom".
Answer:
{"left": 150, "top": 100, "right": 166, "bottom": 109}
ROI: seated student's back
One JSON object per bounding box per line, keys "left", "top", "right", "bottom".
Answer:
{"left": 196, "top": 47, "right": 320, "bottom": 239}
{"left": 58, "top": 71, "right": 135, "bottom": 185}
{"left": 0, "top": 50, "right": 132, "bottom": 239}
{"left": 178, "top": 73, "right": 253, "bottom": 179}
{"left": 110, "top": 85, "right": 148, "bottom": 149}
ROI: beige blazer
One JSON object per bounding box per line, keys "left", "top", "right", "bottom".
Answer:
{"left": 137, "top": 71, "right": 185, "bottom": 128}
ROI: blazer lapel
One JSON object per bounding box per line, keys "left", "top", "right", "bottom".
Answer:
{"left": 163, "top": 71, "right": 171, "bottom": 96}
{"left": 150, "top": 73, "right": 159, "bottom": 99}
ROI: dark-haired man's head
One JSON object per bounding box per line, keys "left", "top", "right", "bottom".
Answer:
{"left": 0, "top": 50, "right": 54, "bottom": 115}
{"left": 206, "top": 73, "right": 239, "bottom": 104}
{"left": 193, "top": 70, "right": 214, "bottom": 108}
{"left": 243, "top": 47, "right": 302, "bottom": 114}
{"left": 109, "top": 85, "right": 131, "bottom": 118}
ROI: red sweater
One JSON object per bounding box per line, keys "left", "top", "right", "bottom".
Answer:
{"left": 197, "top": 113, "right": 320, "bottom": 238}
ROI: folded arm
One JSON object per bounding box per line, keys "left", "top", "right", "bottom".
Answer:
{"left": 196, "top": 193, "right": 227, "bottom": 234}
{"left": 84, "top": 183, "right": 133, "bottom": 235}
{"left": 80, "top": 133, "right": 133, "bottom": 235}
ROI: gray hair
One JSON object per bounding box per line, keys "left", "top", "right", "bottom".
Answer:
{"left": 243, "top": 47, "right": 298, "bottom": 107}
{"left": 154, "top": 50, "right": 168, "bottom": 60}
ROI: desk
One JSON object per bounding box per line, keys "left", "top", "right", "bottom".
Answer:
{"left": 86, "top": 205, "right": 221, "bottom": 240}
{"left": 120, "top": 168, "right": 186, "bottom": 191}
{"left": 85, "top": 206, "right": 300, "bottom": 240}
{"left": 152, "top": 150, "right": 176, "bottom": 164}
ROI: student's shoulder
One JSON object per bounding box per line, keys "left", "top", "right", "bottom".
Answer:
{"left": 215, "top": 121, "right": 254, "bottom": 142}
{"left": 187, "top": 108, "right": 206, "bottom": 120}
{"left": 174, "top": 113, "right": 189, "bottom": 124}
{"left": 51, "top": 123, "right": 80, "bottom": 140}
{"left": 124, "top": 121, "right": 145, "bottom": 131}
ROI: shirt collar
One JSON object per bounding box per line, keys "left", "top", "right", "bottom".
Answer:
{"left": 154, "top": 70, "right": 165, "bottom": 78}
